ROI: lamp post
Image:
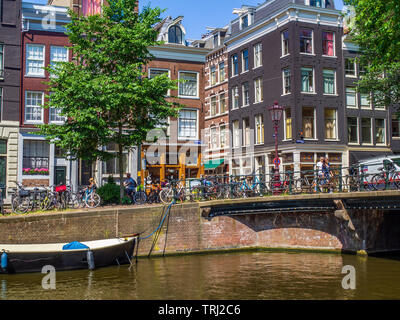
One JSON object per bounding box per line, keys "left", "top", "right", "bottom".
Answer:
{"left": 268, "top": 101, "right": 284, "bottom": 194}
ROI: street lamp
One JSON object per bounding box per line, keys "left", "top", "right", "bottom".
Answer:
{"left": 268, "top": 101, "right": 284, "bottom": 194}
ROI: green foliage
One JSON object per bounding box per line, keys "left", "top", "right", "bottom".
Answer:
{"left": 97, "top": 180, "right": 121, "bottom": 204}
{"left": 121, "top": 196, "right": 132, "bottom": 205}
{"left": 344, "top": 0, "right": 400, "bottom": 107}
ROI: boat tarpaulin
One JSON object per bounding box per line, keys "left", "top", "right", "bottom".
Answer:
{"left": 62, "top": 241, "right": 89, "bottom": 250}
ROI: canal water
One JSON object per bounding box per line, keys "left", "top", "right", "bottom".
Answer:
{"left": 0, "top": 251, "right": 400, "bottom": 300}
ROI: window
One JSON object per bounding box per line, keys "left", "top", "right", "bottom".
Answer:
{"left": 310, "top": 0, "right": 323, "bottom": 7}
{"left": 210, "top": 126, "right": 218, "bottom": 150}
{"left": 301, "top": 67, "right": 314, "bottom": 93}
{"left": 254, "top": 77, "right": 263, "bottom": 103}
{"left": 322, "top": 32, "right": 334, "bottom": 56}
{"left": 25, "top": 91, "right": 43, "bottom": 123}
{"left": 300, "top": 29, "right": 313, "bottom": 54}
{"left": 26, "top": 44, "right": 45, "bottom": 76}
{"left": 219, "top": 93, "right": 227, "bottom": 114}
{"left": 178, "top": 110, "right": 197, "bottom": 139}
{"left": 282, "top": 30, "right": 289, "bottom": 56}
{"left": 242, "top": 49, "right": 249, "bottom": 72}
{"left": 254, "top": 43, "right": 262, "bottom": 68}
{"left": 168, "top": 25, "right": 183, "bottom": 44}
{"left": 285, "top": 108, "right": 292, "bottom": 140}
{"left": 50, "top": 46, "right": 68, "bottom": 73}
{"left": 149, "top": 68, "right": 169, "bottom": 79}
{"left": 232, "top": 86, "right": 239, "bottom": 109}
{"left": 0, "top": 88, "right": 2, "bottom": 119}
{"left": 241, "top": 15, "right": 249, "bottom": 29}
{"left": 283, "top": 68, "right": 291, "bottom": 94}
{"left": 213, "top": 34, "right": 219, "bottom": 48}
{"left": 0, "top": 45, "right": 3, "bottom": 78}
{"left": 179, "top": 72, "right": 198, "bottom": 97}
{"left": 323, "top": 69, "right": 335, "bottom": 94}
{"left": 220, "top": 124, "right": 227, "bottom": 148}
{"left": 23, "top": 140, "right": 50, "bottom": 171}
{"left": 232, "top": 120, "right": 240, "bottom": 148}
{"left": 242, "top": 82, "right": 249, "bottom": 106}
{"left": 375, "top": 119, "right": 386, "bottom": 144}
{"left": 210, "top": 65, "right": 217, "bottom": 86}
{"left": 360, "top": 93, "right": 371, "bottom": 108}
{"left": 243, "top": 118, "right": 251, "bottom": 146}
{"left": 325, "top": 109, "right": 337, "bottom": 140}
{"left": 302, "top": 107, "right": 315, "bottom": 139}
{"left": 232, "top": 54, "right": 239, "bottom": 76}
{"left": 219, "top": 62, "right": 225, "bottom": 82}
{"left": 345, "top": 58, "right": 356, "bottom": 77}
{"left": 392, "top": 115, "right": 400, "bottom": 138}
{"left": 255, "top": 114, "right": 264, "bottom": 144}
{"left": 49, "top": 108, "right": 64, "bottom": 123}
{"left": 346, "top": 87, "right": 357, "bottom": 108}
{"left": 102, "top": 143, "right": 128, "bottom": 175}
{"left": 210, "top": 96, "right": 218, "bottom": 117}
{"left": 373, "top": 91, "right": 385, "bottom": 109}
{"left": 361, "top": 118, "right": 372, "bottom": 144}
{"left": 348, "top": 117, "right": 358, "bottom": 143}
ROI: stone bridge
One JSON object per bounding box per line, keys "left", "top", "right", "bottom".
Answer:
{"left": 198, "top": 190, "right": 400, "bottom": 255}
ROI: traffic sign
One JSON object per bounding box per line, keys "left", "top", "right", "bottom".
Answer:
{"left": 273, "top": 157, "right": 281, "bottom": 165}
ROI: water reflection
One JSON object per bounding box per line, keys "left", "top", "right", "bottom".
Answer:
{"left": 0, "top": 252, "right": 399, "bottom": 300}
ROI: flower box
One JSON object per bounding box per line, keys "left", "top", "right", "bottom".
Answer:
{"left": 22, "top": 168, "right": 50, "bottom": 175}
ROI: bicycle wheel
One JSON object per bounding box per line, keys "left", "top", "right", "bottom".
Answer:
{"left": 12, "top": 196, "right": 31, "bottom": 214}
{"left": 86, "top": 193, "right": 101, "bottom": 208}
{"left": 371, "top": 174, "right": 386, "bottom": 191}
{"left": 134, "top": 191, "right": 147, "bottom": 205}
{"left": 159, "top": 188, "right": 173, "bottom": 204}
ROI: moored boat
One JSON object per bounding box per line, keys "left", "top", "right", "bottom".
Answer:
{"left": 0, "top": 236, "right": 137, "bottom": 274}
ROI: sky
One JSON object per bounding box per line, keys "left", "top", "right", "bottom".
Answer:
{"left": 26, "top": 0, "right": 345, "bottom": 40}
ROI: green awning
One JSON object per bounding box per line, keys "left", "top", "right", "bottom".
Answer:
{"left": 204, "top": 159, "right": 224, "bottom": 170}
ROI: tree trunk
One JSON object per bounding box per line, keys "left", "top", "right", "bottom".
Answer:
{"left": 118, "top": 124, "right": 124, "bottom": 204}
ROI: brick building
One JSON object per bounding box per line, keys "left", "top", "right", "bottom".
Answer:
{"left": 0, "top": 0, "right": 22, "bottom": 199}
{"left": 193, "top": 27, "right": 230, "bottom": 175}
{"left": 226, "top": 0, "right": 347, "bottom": 180}
{"left": 139, "top": 16, "right": 209, "bottom": 183}
{"left": 19, "top": 3, "right": 74, "bottom": 188}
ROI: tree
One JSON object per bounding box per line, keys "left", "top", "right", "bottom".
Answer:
{"left": 37, "top": 0, "right": 180, "bottom": 202}
{"left": 343, "top": 0, "right": 400, "bottom": 108}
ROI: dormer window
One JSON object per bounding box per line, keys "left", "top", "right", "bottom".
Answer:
{"left": 241, "top": 15, "right": 249, "bottom": 29}
{"left": 168, "top": 25, "right": 183, "bottom": 44}
{"left": 213, "top": 34, "right": 219, "bottom": 48}
{"left": 308, "top": 0, "right": 325, "bottom": 8}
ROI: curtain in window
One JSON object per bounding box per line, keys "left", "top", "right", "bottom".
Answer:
{"left": 323, "top": 32, "right": 334, "bottom": 56}
{"left": 23, "top": 140, "right": 50, "bottom": 169}
{"left": 323, "top": 70, "right": 335, "bottom": 94}
{"left": 375, "top": 119, "right": 385, "bottom": 143}
{"left": 301, "top": 68, "right": 313, "bottom": 92}
{"left": 325, "top": 109, "right": 336, "bottom": 139}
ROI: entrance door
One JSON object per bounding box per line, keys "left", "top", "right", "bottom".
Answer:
{"left": 80, "top": 160, "right": 92, "bottom": 186}
{"left": 55, "top": 166, "right": 66, "bottom": 186}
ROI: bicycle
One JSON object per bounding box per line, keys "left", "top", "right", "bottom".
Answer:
{"left": 159, "top": 179, "right": 187, "bottom": 204}
{"left": 371, "top": 164, "right": 400, "bottom": 191}
{"left": 11, "top": 183, "right": 31, "bottom": 214}
{"left": 83, "top": 187, "right": 101, "bottom": 208}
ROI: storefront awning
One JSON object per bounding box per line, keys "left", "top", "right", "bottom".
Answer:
{"left": 204, "top": 159, "right": 224, "bottom": 170}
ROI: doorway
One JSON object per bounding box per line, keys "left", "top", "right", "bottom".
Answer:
{"left": 55, "top": 166, "right": 67, "bottom": 186}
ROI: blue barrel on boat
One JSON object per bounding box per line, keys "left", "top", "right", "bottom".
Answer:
{"left": 1, "top": 251, "right": 8, "bottom": 270}
{"left": 87, "top": 250, "right": 95, "bottom": 270}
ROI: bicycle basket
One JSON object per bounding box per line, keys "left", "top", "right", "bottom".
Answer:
{"left": 55, "top": 185, "right": 67, "bottom": 193}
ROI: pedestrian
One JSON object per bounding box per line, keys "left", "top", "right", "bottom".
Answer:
{"left": 315, "top": 156, "right": 325, "bottom": 192}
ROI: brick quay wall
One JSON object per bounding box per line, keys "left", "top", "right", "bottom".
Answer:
{"left": 0, "top": 198, "right": 400, "bottom": 255}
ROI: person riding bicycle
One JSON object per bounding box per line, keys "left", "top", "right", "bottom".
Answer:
{"left": 124, "top": 173, "right": 137, "bottom": 201}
